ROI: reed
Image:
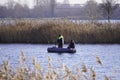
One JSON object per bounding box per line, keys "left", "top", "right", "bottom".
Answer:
{"left": 0, "top": 19, "right": 120, "bottom": 44}
{"left": 0, "top": 52, "right": 118, "bottom": 80}
{"left": 95, "top": 55, "right": 103, "bottom": 66}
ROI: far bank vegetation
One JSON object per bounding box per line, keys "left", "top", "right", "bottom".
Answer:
{"left": 0, "top": 19, "right": 120, "bottom": 44}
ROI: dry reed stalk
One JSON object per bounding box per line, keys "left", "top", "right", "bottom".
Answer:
{"left": 48, "top": 56, "right": 52, "bottom": 69}
{"left": 35, "top": 63, "right": 41, "bottom": 71}
{"left": 113, "top": 67, "right": 118, "bottom": 76}
{"left": 21, "top": 51, "right": 26, "bottom": 62}
{"left": 95, "top": 55, "right": 103, "bottom": 66}
{"left": 35, "top": 73, "right": 42, "bottom": 80}
{"left": 82, "top": 63, "right": 88, "bottom": 73}
{"left": 61, "top": 65, "right": 72, "bottom": 80}
{"left": 71, "top": 74, "right": 77, "bottom": 80}
{"left": 65, "top": 65, "right": 71, "bottom": 75}
{"left": 32, "top": 56, "right": 36, "bottom": 66}
{"left": 3, "top": 60, "right": 12, "bottom": 80}
{"left": 76, "top": 65, "right": 83, "bottom": 79}
{"left": 83, "top": 74, "right": 89, "bottom": 80}
{"left": 52, "top": 69, "right": 59, "bottom": 79}
{"left": 90, "top": 67, "right": 96, "bottom": 80}
{"left": 104, "top": 75, "right": 110, "bottom": 80}
{"left": 48, "top": 56, "right": 52, "bottom": 62}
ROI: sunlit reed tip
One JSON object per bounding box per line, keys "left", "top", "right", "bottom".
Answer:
{"left": 95, "top": 55, "right": 103, "bottom": 66}
{"left": 104, "top": 75, "right": 110, "bottom": 80}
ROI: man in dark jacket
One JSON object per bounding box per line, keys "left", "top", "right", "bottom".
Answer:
{"left": 57, "top": 34, "right": 64, "bottom": 48}
{"left": 67, "top": 40, "right": 75, "bottom": 49}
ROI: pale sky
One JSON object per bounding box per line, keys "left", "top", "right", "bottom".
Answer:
{"left": 0, "top": 0, "right": 102, "bottom": 7}
{"left": 57, "top": 0, "right": 102, "bottom": 4}
{"left": 0, "top": 0, "right": 103, "bottom": 4}
{"left": 0, "top": 0, "right": 119, "bottom": 8}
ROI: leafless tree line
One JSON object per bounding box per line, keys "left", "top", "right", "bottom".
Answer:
{"left": 0, "top": 0, "right": 119, "bottom": 21}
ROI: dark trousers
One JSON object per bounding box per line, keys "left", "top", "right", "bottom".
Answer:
{"left": 58, "top": 43, "right": 63, "bottom": 48}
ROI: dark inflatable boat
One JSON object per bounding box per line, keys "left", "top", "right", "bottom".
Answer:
{"left": 47, "top": 47, "right": 76, "bottom": 53}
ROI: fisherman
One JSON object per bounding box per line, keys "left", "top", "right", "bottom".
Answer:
{"left": 57, "top": 34, "right": 64, "bottom": 48}
{"left": 67, "top": 40, "right": 75, "bottom": 49}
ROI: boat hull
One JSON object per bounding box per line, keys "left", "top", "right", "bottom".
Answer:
{"left": 47, "top": 47, "right": 76, "bottom": 53}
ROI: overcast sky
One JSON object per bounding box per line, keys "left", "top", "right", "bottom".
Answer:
{"left": 57, "top": 0, "right": 102, "bottom": 4}
{"left": 0, "top": 0, "right": 119, "bottom": 8}
{"left": 0, "top": 0, "right": 103, "bottom": 4}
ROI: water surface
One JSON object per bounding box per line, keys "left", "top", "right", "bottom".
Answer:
{"left": 0, "top": 44, "right": 120, "bottom": 80}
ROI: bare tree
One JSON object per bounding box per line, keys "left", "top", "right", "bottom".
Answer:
{"left": 100, "top": 0, "right": 119, "bottom": 23}
{"left": 14, "top": 3, "right": 24, "bottom": 18}
{"left": 33, "top": 0, "right": 56, "bottom": 17}
{"left": 50, "top": 0, "right": 56, "bottom": 17}
{"left": 33, "top": 0, "right": 46, "bottom": 17}
{"left": 0, "top": 6, "right": 7, "bottom": 18}
{"left": 83, "top": 0, "right": 100, "bottom": 21}
{"left": 4, "top": 0, "right": 16, "bottom": 18}
{"left": 34, "top": 0, "right": 44, "bottom": 6}
{"left": 6, "top": 0, "right": 15, "bottom": 9}
{"left": 63, "top": 0, "right": 70, "bottom": 4}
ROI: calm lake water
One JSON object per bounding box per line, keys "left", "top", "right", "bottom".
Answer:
{"left": 0, "top": 44, "right": 120, "bottom": 80}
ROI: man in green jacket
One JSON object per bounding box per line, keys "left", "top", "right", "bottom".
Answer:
{"left": 57, "top": 34, "right": 64, "bottom": 48}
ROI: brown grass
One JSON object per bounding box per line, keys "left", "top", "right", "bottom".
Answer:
{"left": 0, "top": 19, "right": 120, "bottom": 44}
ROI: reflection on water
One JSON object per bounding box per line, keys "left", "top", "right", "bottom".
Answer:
{"left": 0, "top": 44, "right": 120, "bottom": 80}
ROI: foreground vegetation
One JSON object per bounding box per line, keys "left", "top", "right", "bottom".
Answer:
{"left": 0, "top": 19, "right": 120, "bottom": 44}
{"left": 0, "top": 52, "right": 117, "bottom": 80}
